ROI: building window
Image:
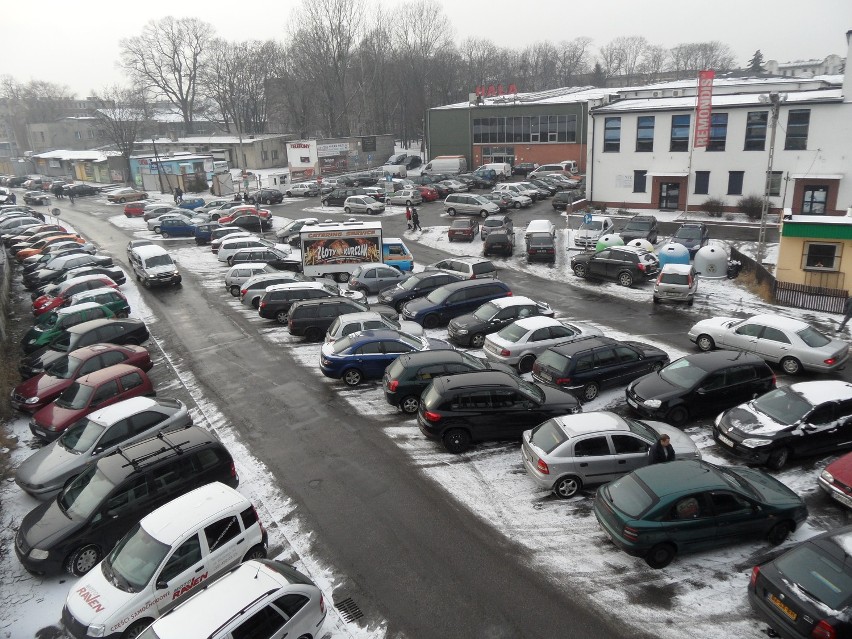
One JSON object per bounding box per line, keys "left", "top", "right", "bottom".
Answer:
{"left": 261, "top": 150, "right": 268, "bottom": 161}
{"left": 87, "top": 130, "right": 95, "bottom": 139}
{"left": 633, "top": 170, "right": 647, "bottom": 193}
{"left": 530, "top": 118, "right": 540, "bottom": 143}
{"left": 472, "top": 115, "right": 576, "bottom": 145}
{"left": 706, "top": 113, "right": 728, "bottom": 151}
{"left": 271, "top": 150, "right": 279, "bottom": 160}
{"left": 727, "top": 171, "right": 744, "bottom": 195}
{"left": 74, "top": 131, "right": 82, "bottom": 140}
{"left": 694, "top": 171, "right": 710, "bottom": 194}
{"left": 802, "top": 242, "right": 840, "bottom": 271}
{"left": 603, "top": 117, "right": 621, "bottom": 152}
{"left": 767, "top": 171, "right": 783, "bottom": 196}
{"left": 635, "top": 116, "right": 654, "bottom": 152}
{"left": 670, "top": 114, "right": 690, "bottom": 152}
{"left": 801, "top": 185, "right": 828, "bottom": 214}
{"left": 784, "top": 109, "right": 810, "bottom": 150}
{"left": 744, "top": 111, "right": 768, "bottom": 150}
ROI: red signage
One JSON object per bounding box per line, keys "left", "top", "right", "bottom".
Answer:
{"left": 693, "top": 70, "right": 715, "bottom": 148}
{"left": 475, "top": 84, "right": 518, "bottom": 98}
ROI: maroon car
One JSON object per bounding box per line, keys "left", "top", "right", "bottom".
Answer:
{"left": 11, "top": 344, "right": 153, "bottom": 414}
{"left": 448, "top": 218, "right": 480, "bottom": 242}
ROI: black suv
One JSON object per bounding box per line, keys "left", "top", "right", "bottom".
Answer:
{"left": 322, "top": 188, "right": 367, "bottom": 207}
{"left": 417, "top": 371, "right": 581, "bottom": 453}
{"left": 383, "top": 350, "right": 514, "bottom": 414}
{"left": 247, "top": 188, "right": 284, "bottom": 205}
{"left": 619, "top": 215, "right": 658, "bottom": 244}
{"left": 570, "top": 245, "right": 660, "bottom": 287}
{"left": 448, "top": 297, "right": 553, "bottom": 348}
{"left": 378, "top": 271, "right": 464, "bottom": 312}
{"left": 512, "top": 163, "right": 537, "bottom": 176}
{"left": 532, "top": 336, "right": 670, "bottom": 402}
{"left": 551, "top": 190, "right": 586, "bottom": 211}
{"left": 14, "top": 425, "right": 236, "bottom": 576}
{"left": 626, "top": 351, "right": 776, "bottom": 426}
{"left": 483, "top": 231, "right": 514, "bottom": 257}
{"left": 287, "top": 298, "right": 397, "bottom": 341}
{"left": 258, "top": 283, "right": 341, "bottom": 323}
{"left": 526, "top": 233, "right": 556, "bottom": 263}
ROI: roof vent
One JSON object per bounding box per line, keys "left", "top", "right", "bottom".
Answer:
{"left": 653, "top": 92, "right": 660, "bottom": 97}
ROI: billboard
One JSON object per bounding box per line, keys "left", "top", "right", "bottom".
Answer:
{"left": 302, "top": 232, "right": 381, "bottom": 266}
{"left": 286, "top": 140, "right": 318, "bottom": 176}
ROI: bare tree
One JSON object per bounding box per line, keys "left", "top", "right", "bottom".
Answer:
{"left": 598, "top": 41, "right": 625, "bottom": 81}
{"left": 616, "top": 36, "right": 650, "bottom": 84}
{"left": 120, "top": 17, "right": 215, "bottom": 135}
{"left": 0, "top": 77, "right": 76, "bottom": 152}
{"left": 91, "top": 85, "right": 151, "bottom": 184}
{"left": 556, "top": 37, "right": 593, "bottom": 86}
{"left": 639, "top": 44, "right": 670, "bottom": 83}
{"left": 670, "top": 41, "right": 736, "bottom": 78}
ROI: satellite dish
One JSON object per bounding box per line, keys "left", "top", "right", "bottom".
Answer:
{"left": 51, "top": 208, "right": 61, "bottom": 217}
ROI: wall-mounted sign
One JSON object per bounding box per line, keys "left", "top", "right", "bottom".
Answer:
{"left": 475, "top": 84, "right": 518, "bottom": 98}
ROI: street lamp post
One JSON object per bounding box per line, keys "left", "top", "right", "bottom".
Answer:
{"left": 757, "top": 92, "right": 785, "bottom": 264}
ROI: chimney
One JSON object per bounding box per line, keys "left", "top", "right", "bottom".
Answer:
{"left": 844, "top": 30, "right": 852, "bottom": 102}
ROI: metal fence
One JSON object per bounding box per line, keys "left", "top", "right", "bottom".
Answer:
{"left": 774, "top": 281, "right": 848, "bottom": 314}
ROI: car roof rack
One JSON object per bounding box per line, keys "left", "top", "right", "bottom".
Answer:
{"left": 116, "top": 430, "right": 195, "bottom": 471}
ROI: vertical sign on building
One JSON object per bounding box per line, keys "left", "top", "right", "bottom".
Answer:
{"left": 693, "top": 70, "right": 715, "bottom": 148}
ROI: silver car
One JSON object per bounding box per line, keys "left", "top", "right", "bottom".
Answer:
{"left": 521, "top": 411, "right": 700, "bottom": 498}
{"left": 325, "top": 311, "right": 424, "bottom": 343}
{"left": 14, "top": 396, "right": 192, "bottom": 500}
{"left": 480, "top": 215, "right": 514, "bottom": 240}
{"left": 343, "top": 195, "right": 385, "bottom": 215}
{"left": 387, "top": 189, "right": 423, "bottom": 206}
{"left": 484, "top": 316, "right": 602, "bottom": 372}
{"left": 653, "top": 263, "right": 697, "bottom": 305}
{"left": 348, "top": 262, "right": 409, "bottom": 294}
{"left": 224, "top": 263, "right": 274, "bottom": 296}
{"left": 688, "top": 313, "right": 849, "bottom": 375}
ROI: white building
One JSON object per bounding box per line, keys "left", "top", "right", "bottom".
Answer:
{"left": 587, "top": 30, "right": 852, "bottom": 217}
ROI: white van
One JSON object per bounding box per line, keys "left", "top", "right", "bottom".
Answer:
{"left": 422, "top": 155, "right": 468, "bottom": 175}
{"left": 63, "top": 482, "right": 268, "bottom": 639}
{"left": 381, "top": 164, "right": 408, "bottom": 178}
{"left": 128, "top": 244, "right": 182, "bottom": 287}
{"left": 477, "top": 163, "right": 511, "bottom": 179}
{"left": 525, "top": 219, "right": 556, "bottom": 239}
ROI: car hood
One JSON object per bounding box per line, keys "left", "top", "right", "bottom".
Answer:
{"left": 625, "top": 341, "right": 668, "bottom": 359}
{"left": 426, "top": 338, "right": 454, "bottom": 350}
{"left": 66, "top": 563, "right": 137, "bottom": 627}
{"left": 719, "top": 404, "right": 790, "bottom": 437}
{"left": 15, "top": 373, "right": 70, "bottom": 401}
{"left": 642, "top": 420, "right": 701, "bottom": 458}
{"left": 673, "top": 237, "right": 700, "bottom": 248}
{"left": 629, "top": 373, "right": 685, "bottom": 403}
{"left": 33, "top": 402, "right": 89, "bottom": 433}
{"left": 22, "top": 348, "right": 67, "bottom": 376}
{"left": 144, "top": 263, "right": 178, "bottom": 277}
{"left": 826, "top": 452, "right": 852, "bottom": 483}
{"left": 727, "top": 466, "right": 803, "bottom": 506}
{"left": 448, "top": 314, "right": 487, "bottom": 332}
{"left": 539, "top": 385, "right": 581, "bottom": 411}
{"left": 16, "top": 438, "right": 86, "bottom": 491}
{"left": 399, "top": 321, "right": 423, "bottom": 337}
{"left": 20, "top": 496, "right": 84, "bottom": 552}
{"left": 689, "top": 316, "right": 738, "bottom": 334}
{"left": 620, "top": 230, "right": 647, "bottom": 240}
{"left": 576, "top": 229, "right": 603, "bottom": 239}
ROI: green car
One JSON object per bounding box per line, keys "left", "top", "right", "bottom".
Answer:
{"left": 21, "top": 302, "right": 115, "bottom": 354}
{"left": 63, "top": 288, "right": 131, "bottom": 319}
{"left": 593, "top": 460, "right": 808, "bottom": 569}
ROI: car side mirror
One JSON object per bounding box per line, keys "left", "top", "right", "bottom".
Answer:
{"left": 156, "top": 580, "right": 169, "bottom": 590}
{"left": 696, "top": 387, "right": 707, "bottom": 395}
{"left": 802, "top": 423, "right": 816, "bottom": 432}
{"left": 93, "top": 447, "right": 104, "bottom": 455}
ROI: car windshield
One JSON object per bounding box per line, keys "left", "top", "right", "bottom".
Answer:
{"left": 660, "top": 272, "right": 689, "bottom": 285}
{"left": 535, "top": 349, "right": 569, "bottom": 372}
{"left": 103, "top": 522, "right": 171, "bottom": 593}
{"left": 518, "top": 379, "right": 545, "bottom": 403}
{"left": 529, "top": 236, "right": 551, "bottom": 247}
{"left": 49, "top": 332, "right": 72, "bottom": 352}
{"left": 450, "top": 220, "right": 471, "bottom": 229}
{"left": 58, "top": 465, "right": 115, "bottom": 519}
{"left": 497, "top": 323, "right": 530, "bottom": 343}
{"left": 775, "top": 543, "right": 852, "bottom": 611}
{"left": 473, "top": 301, "right": 499, "bottom": 321}
{"left": 459, "top": 352, "right": 487, "bottom": 370}
{"left": 751, "top": 387, "right": 812, "bottom": 425}
{"left": 483, "top": 219, "right": 502, "bottom": 228}
{"left": 797, "top": 326, "right": 831, "bottom": 347}
{"left": 606, "top": 475, "right": 655, "bottom": 518}
{"left": 362, "top": 197, "right": 378, "bottom": 204}
{"left": 45, "top": 354, "right": 82, "bottom": 379}
{"left": 580, "top": 221, "right": 603, "bottom": 231}
{"left": 715, "top": 466, "right": 760, "bottom": 499}
{"left": 675, "top": 227, "right": 702, "bottom": 240}
{"left": 399, "top": 333, "right": 422, "bottom": 350}
{"left": 145, "top": 254, "right": 173, "bottom": 268}
{"left": 529, "top": 419, "right": 567, "bottom": 454}
{"left": 659, "top": 358, "right": 707, "bottom": 388}
{"left": 426, "top": 287, "right": 452, "bottom": 304}
{"left": 60, "top": 417, "right": 105, "bottom": 454}
{"left": 333, "top": 335, "right": 357, "bottom": 353}
{"left": 626, "top": 418, "right": 658, "bottom": 442}
{"left": 625, "top": 220, "right": 651, "bottom": 231}
{"left": 55, "top": 381, "right": 94, "bottom": 409}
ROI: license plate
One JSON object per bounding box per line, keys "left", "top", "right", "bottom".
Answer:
{"left": 769, "top": 594, "right": 797, "bottom": 621}
{"left": 627, "top": 397, "right": 637, "bottom": 408}
{"left": 718, "top": 434, "right": 734, "bottom": 448}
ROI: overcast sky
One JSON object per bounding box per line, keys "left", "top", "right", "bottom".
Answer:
{"left": 3, "top": 0, "right": 850, "bottom": 97}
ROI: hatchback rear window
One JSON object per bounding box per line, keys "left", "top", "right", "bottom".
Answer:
{"left": 607, "top": 475, "right": 655, "bottom": 518}
{"left": 536, "top": 350, "right": 570, "bottom": 372}
{"left": 472, "top": 263, "right": 496, "bottom": 275}
{"left": 529, "top": 419, "right": 567, "bottom": 453}
{"left": 660, "top": 273, "right": 689, "bottom": 285}
{"left": 775, "top": 543, "right": 852, "bottom": 610}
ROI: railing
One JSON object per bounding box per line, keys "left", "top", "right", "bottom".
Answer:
{"left": 774, "top": 281, "right": 848, "bottom": 314}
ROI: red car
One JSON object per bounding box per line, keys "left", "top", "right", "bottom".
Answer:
{"left": 447, "top": 218, "right": 480, "bottom": 242}
{"left": 29, "top": 363, "right": 155, "bottom": 441}
{"left": 32, "top": 275, "right": 119, "bottom": 317}
{"left": 416, "top": 185, "right": 440, "bottom": 202}
{"left": 124, "top": 201, "right": 147, "bottom": 217}
{"left": 218, "top": 205, "right": 272, "bottom": 224}
{"left": 11, "top": 343, "right": 153, "bottom": 413}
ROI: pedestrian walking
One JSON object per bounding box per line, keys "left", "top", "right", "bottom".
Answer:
{"left": 173, "top": 186, "right": 183, "bottom": 205}
{"left": 839, "top": 296, "right": 852, "bottom": 332}
{"left": 7, "top": 192, "right": 16, "bottom": 204}
{"left": 648, "top": 434, "right": 676, "bottom": 464}
{"left": 243, "top": 191, "right": 249, "bottom": 204}
{"left": 405, "top": 206, "right": 412, "bottom": 230}
{"left": 67, "top": 189, "right": 75, "bottom": 204}
{"left": 411, "top": 207, "right": 421, "bottom": 231}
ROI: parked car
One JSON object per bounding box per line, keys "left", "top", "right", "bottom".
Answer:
{"left": 512, "top": 162, "right": 538, "bottom": 176}
{"left": 480, "top": 215, "right": 513, "bottom": 241}
{"left": 228, "top": 246, "right": 298, "bottom": 270}
{"left": 348, "top": 262, "right": 410, "bottom": 294}
{"left": 325, "top": 311, "right": 423, "bottom": 344}
{"left": 23, "top": 191, "right": 50, "bottom": 205}
{"left": 575, "top": 215, "right": 614, "bottom": 249}
{"left": 343, "top": 195, "right": 385, "bottom": 215}
{"left": 21, "top": 302, "right": 115, "bottom": 354}
{"left": 402, "top": 278, "right": 512, "bottom": 328}
{"left": 224, "top": 263, "right": 275, "bottom": 296}
{"left": 448, "top": 218, "right": 480, "bottom": 242}
{"left": 322, "top": 187, "right": 368, "bottom": 207}
{"left": 210, "top": 230, "right": 253, "bottom": 253}
{"left": 749, "top": 525, "right": 852, "bottom": 639}
{"left": 620, "top": 215, "right": 659, "bottom": 244}
{"left": 551, "top": 190, "right": 586, "bottom": 211}
{"left": 484, "top": 317, "right": 603, "bottom": 373}
{"left": 147, "top": 212, "right": 192, "bottom": 233}
{"left": 246, "top": 188, "right": 284, "bottom": 205}
{"left": 653, "top": 263, "right": 697, "bottom": 305}
{"left": 217, "top": 205, "right": 273, "bottom": 226}
{"left": 32, "top": 275, "right": 119, "bottom": 317}
{"left": 518, "top": 180, "right": 551, "bottom": 199}
{"left": 387, "top": 189, "right": 423, "bottom": 206}
{"left": 527, "top": 178, "right": 560, "bottom": 196}
{"left": 444, "top": 193, "right": 500, "bottom": 218}
{"left": 493, "top": 182, "right": 538, "bottom": 202}
{"left": 626, "top": 351, "right": 776, "bottom": 426}
{"left": 820, "top": 451, "right": 852, "bottom": 509}
{"left": 14, "top": 426, "right": 237, "bottom": 576}
{"left": 193, "top": 221, "right": 221, "bottom": 245}
{"left": 416, "top": 185, "right": 440, "bottom": 202}
{"left": 448, "top": 296, "right": 554, "bottom": 348}
{"left": 715, "top": 380, "right": 852, "bottom": 470}
{"left": 65, "top": 184, "right": 101, "bottom": 198}
{"left": 61, "top": 288, "right": 131, "bottom": 319}
{"left": 24, "top": 254, "right": 116, "bottom": 290}
{"left": 239, "top": 272, "right": 311, "bottom": 308}
{"left": 177, "top": 196, "right": 206, "bottom": 210}
{"left": 157, "top": 216, "right": 197, "bottom": 238}
{"left": 217, "top": 236, "right": 276, "bottom": 263}
{"left": 257, "top": 282, "right": 358, "bottom": 324}
{"left": 425, "top": 256, "right": 497, "bottom": 280}
{"left": 481, "top": 192, "right": 512, "bottom": 212}
{"left": 377, "top": 270, "right": 464, "bottom": 312}
{"left": 571, "top": 245, "right": 660, "bottom": 287}
{"left": 17, "top": 396, "right": 191, "bottom": 500}
{"left": 689, "top": 314, "right": 848, "bottom": 375}
{"left": 483, "top": 231, "right": 515, "bottom": 257}
{"left": 532, "top": 336, "right": 670, "bottom": 401}
{"left": 418, "top": 371, "right": 581, "bottom": 453}
{"left": 285, "top": 182, "right": 320, "bottom": 197}
{"left": 595, "top": 460, "right": 807, "bottom": 569}
{"left": 526, "top": 233, "right": 556, "bottom": 263}
{"left": 320, "top": 329, "right": 452, "bottom": 386}
{"left": 107, "top": 187, "right": 148, "bottom": 203}
{"left": 671, "top": 222, "right": 710, "bottom": 257}
{"left": 522, "top": 412, "right": 700, "bottom": 498}
{"left": 274, "top": 217, "right": 319, "bottom": 244}
{"left": 288, "top": 298, "right": 395, "bottom": 341}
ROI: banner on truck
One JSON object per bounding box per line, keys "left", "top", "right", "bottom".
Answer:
{"left": 302, "top": 233, "right": 381, "bottom": 266}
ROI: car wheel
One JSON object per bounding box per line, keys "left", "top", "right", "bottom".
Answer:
{"left": 518, "top": 354, "right": 536, "bottom": 374}
{"left": 276, "top": 311, "right": 289, "bottom": 324}
{"left": 286, "top": 191, "right": 292, "bottom": 197}
{"left": 230, "top": 285, "right": 240, "bottom": 297}
{"left": 644, "top": 543, "right": 676, "bottom": 569}
{"left": 344, "top": 206, "right": 351, "bottom": 214}
{"left": 211, "top": 214, "right": 220, "bottom": 221}
{"left": 423, "top": 314, "right": 440, "bottom": 329}
{"left": 153, "top": 226, "right": 160, "bottom": 234}
{"left": 115, "top": 311, "right": 129, "bottom": 319}
{"left": 400, "top": 395, "right": 420, "bottom": 414}
{"left": 446, "top": 208, "right": 456, "bottom": 216}
{"left": 263, "top": 198, "right": 271, "bottom": 205}
{"left": 252, "top": 298, "right": 260, "bottom": 309}
{"left": 553, "top": 475, "right": 581, "bottom": 499}
{"left": 395, "top": 300, "right": 406, "bottom": 313}
{"left": 617, "top": 271, "right": 634, "bottom": 287}
{"left": 470, "top": 333, "right": 485, "bottom": 349}
{"left": 242, "top": 543, "right": 267, "bottom": 562}
{"left": 227, "top": 257, "right": 235, "bottom": 266}
{"left": 480, "top": 210, "right": 488, "bottom": 218}
{"left": 66, "top": 544, "right": 101, "bottom": 576}
{"left": 513, "top": 201, "right": 521, "bottom": 209}
{"left": 334, "top": 272, "right": 349, "bottom": 283}
{"left": 143, "top": 278, "right": 151, "bottom": 289}
{"left": 304, "top": 327, "right": 323, "bottom": 342}
{"left": 767, "top": 521, "right": 793, "bottom": 546}
{"left": 321, "top": 200, "right": 329, "bottom": 206}
{"left": 443, "top": 428, "right": 471, "bottom": 454}
{"left": 581, "top": 382, "right": 599, "bottom": 402}
{"left": 666, "top": 406, "right": 688, "bottom": 426}
{"left": 650, "top": 361, "right": 663, "bottom": 373}
{"left": 122, "top": 620, "right": 151, "bottom": 639}
{"left": 343, "top": 368, "right": 363, "bottom": 386}
{"left": 780, "top": 356, "right": 802, "bottom": 376}
{"left": 119, "top": 197, "right": 126, "bottom": 203}
{"left": 573, "top": 264, "right": 587, "bottom": 278}
{"left": 767, "top": 447, "right": 791, "bottom": 471}
{"left": 695, "top": 334, "right": 715, "bottom": 352}
{"left": 652, "top": 296, "right": 660, "bottom": 304}
{"left": 161, "top": 231, "right": 170, "bottom": 238}
{"left": 406, "top": 200, "right": 412, "bottom": 206}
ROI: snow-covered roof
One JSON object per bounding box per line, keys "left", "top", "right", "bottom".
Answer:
{"left": 130, "top": 152, "right": 213, "bottom": 162}
{"left": 434, "top": 87, "right": 613, "bottom": 110}
{"left": 147, "top": 134, "right": 286, "bottom": 145}
{"left": 785, "top": 214, "right": 852, "bottom": 225}
{"left": 593, "top": 88, "right": 844, "bottom": 113}
{"left": 792, "top": 380, "right": 852, "bottom": 405}
{"left": 32, "top": 149, "right": 113, "bottom": 161}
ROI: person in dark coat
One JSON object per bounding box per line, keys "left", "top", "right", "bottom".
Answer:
{"left": 648, "top": 434, "right": 675, "bottom": 464}
{"left": 173, "top": 186, "right": 183, "bottom": 205}
{"left": 7, "top": 192, "right": 16, "bottom": 204}
{"left": 411, "top": 207, "right": 421, "bottom": 231}
{"left": 839, "top": 296, "right": 852, "bottom": 332}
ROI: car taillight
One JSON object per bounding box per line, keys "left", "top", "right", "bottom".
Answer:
{"left": 288, "top": 319, "right": 294, "bottom": 329}
{"left": 320, "top": 594, "right": 326, "bottom": 614}
{"left": 387, "top": 380, "right": 399, "bottom": 392}
{"left": 622, "top": 526, "right": 639, "bottom": 541}
{"left": 506, "top": 291, "right": 512, "bottom": 296}
{"left": 259, "top": 300, "right": 267, "bottom": 309}
{"left": 813, "top": 620, "right": 837, "bottom": 639}
{"left": 500, "top": 349, "right": 511, "bottom": 357}
{"left": 536, "top": 458, "right": 549, "bottom": 474}
{"left": 825, "top": 357, "right": 837, "bottom": 365}
{"left": 423, "top": 410, "right": 441, "bottom": 422}
{"left": 252, "top": 505, "right": 266, "bottom": 536}
{"left": 230, "top": 462, "right": 237, "bottom": 478}
{"left": 687, "top": 274, "right": 693, "bottom": 286}
{"left": 749, "top": 565, "right": 760, "bottom": 588}
{"left": 555, "top": 377, "right": 571, "bottom": 385}
{"left": 656, "top": 273, "right": 663, "bottom": 284}
{"left": 637, "top": 263, "right": 646, "bottom": 272}
{"left": 527, "top": 249, "right": 535, "bottom": 255}
{"left": 771, "top": 373, "right": 777, "bottom": 386}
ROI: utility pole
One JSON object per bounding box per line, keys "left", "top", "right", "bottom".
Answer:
{"left": 151, "top": 138, "right": 167, "bottom": 194}
{"left": 757, "top": 92, "right": 784, "bottom": 264}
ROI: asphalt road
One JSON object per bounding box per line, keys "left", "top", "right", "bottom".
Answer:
{"left": 55, "top": 196, "right": 646, "bottom": 639}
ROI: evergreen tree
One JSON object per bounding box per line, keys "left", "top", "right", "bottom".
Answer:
{"left": 748, "top": 50, "right": 765, "bottom": 73}
{"left": 591, "top": 62, "right": 607, "bottom": 87}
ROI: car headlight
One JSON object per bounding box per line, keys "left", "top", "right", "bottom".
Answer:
{"left": 741, "top": 438, "right": 772, "bottom": 448}
{"left": 821, "top": 470, "right": 834, "bottom": 483}
{"left": 714, "top": 413, "right": 723, "bottom": 426}
{"left": 173, "top": 270, "right": 180, "bottom": 276}
{"left": 25, "top": 396, "right": 40, "bottom": 404}
{"left": 87, "top": 624, "right": 106, "bottom": 637}
{"left": 455, "top": 328, "right": 468, "bottom": 335}
{"left": 28, "top": 548, "right": 49, "bottom": 560}
{"left": 642, "top": 399, "right": 662, "bottom": 409}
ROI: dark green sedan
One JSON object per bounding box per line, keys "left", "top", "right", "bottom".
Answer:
{"left": 21, "top": 302, "right": 114, "bottom": 354}
{"left": 593, "top": 460, "right": 808, "bottom": 568}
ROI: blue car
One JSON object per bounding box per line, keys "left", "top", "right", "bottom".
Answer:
{"left": 178, "top": 197, "right": 206, "bottom": 210}
{"left": 320, "top": 329, "right": 453, "bottom": 386}
{"left": 158, "top": 217, "right": 197, "bottom": 238}
{"left": 401, "top": 279, "right": 512, "bottom": 329}
{"left": 194, "top": 221, "right": 221, "bottom": 245}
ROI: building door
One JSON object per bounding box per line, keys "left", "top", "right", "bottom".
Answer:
{"left": 802, "top": 185, "right": 828, "bottom": 214}
{"left": 659, "top": 182, "right": 680, "bottom": 210}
